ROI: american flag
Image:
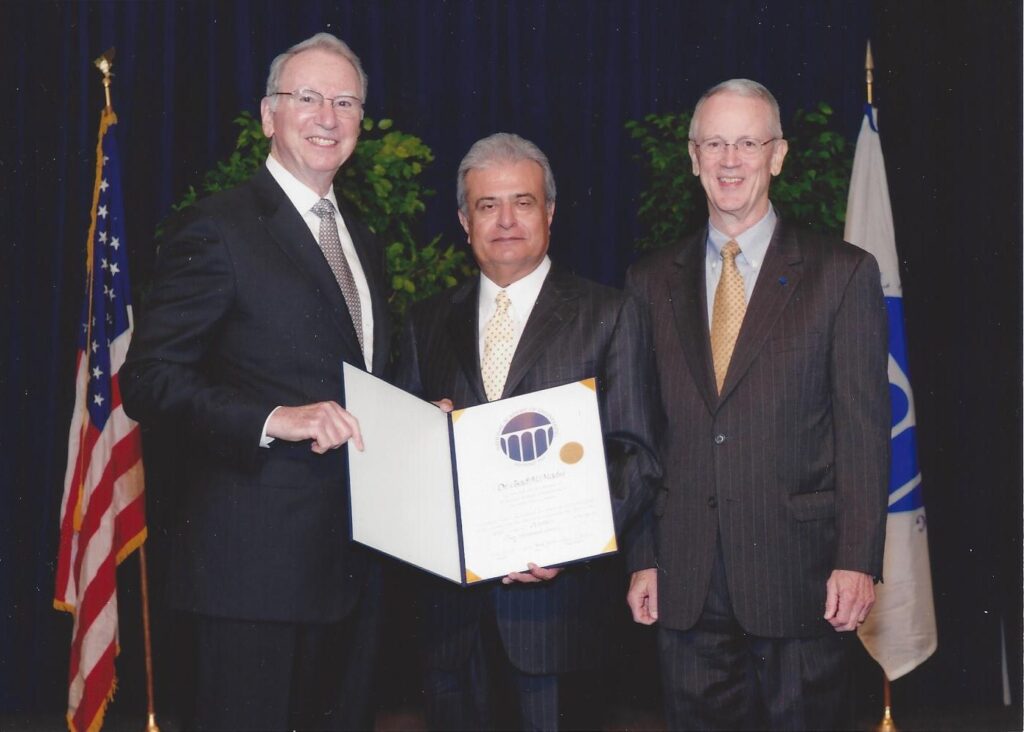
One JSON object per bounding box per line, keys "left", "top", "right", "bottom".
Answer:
{"left": 54, "top": 108, "right": 147, "bottom": 732}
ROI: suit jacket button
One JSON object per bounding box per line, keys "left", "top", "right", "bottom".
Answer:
{"left": 714, "top": 434, "right": 726, "bottom": 444}
{"left": 707, "top": 496, "right": 718, "bottom": 508}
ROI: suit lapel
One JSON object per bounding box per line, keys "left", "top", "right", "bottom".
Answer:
{"left": 718, "top": 221, "right": 803, "bottom": 402}
{"left": 670, "top": 231, "right": 719, "bottom": 413}
{"left": 251, "top": 167, "right": 365, "bottom": 366}
{"left": 502, "top": 267, "right": 578, "bottom": 398}
{"left": 447, "top": 280, "right": 488, "bottom": 404}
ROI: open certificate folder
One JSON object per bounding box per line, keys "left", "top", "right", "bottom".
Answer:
{"left": 343, "top": 364, "right": 617, "bottom": 585}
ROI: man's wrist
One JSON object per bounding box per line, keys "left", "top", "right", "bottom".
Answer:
{"left": 260, "top": 406, "right": 283, "bottom": 447}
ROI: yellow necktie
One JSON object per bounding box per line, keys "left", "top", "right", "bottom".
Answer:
{"left": 710, "top": 240, "right": 746, "bottom": 393}
{"left": 482, "top": 290, "right": 515, "bottom": 401}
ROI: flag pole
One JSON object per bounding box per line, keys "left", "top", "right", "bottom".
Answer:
{"left": 139, "top": 544, "right": 160, "bottom": 732}
{"left": 875, "top": 676, "right": 898, "bottom": 732}
{"left": 93, "top": 48, "right": 161, "bottom": 732}
{"left": 865, "top": 40, "right": 874, "bottom": 106}
{"left": 862, "top": 36, "right": 898, "bottom": 732}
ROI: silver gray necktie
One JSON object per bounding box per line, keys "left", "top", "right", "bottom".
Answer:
{"left": 311, "top": 198, "right": 364, "bottom": 352}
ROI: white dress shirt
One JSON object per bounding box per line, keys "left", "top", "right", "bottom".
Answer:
{"left": 266, "top": 154, "right": 375, "bottom": 368}
{"left": 260, "top": 155, "right": 376, "bottom": 446}
{"left": 477, "top": 256, "right": 552, "bottom": 364}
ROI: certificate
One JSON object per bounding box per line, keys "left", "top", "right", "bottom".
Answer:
{"left": 343, "top": 363, "right": 616, "bottom": 585}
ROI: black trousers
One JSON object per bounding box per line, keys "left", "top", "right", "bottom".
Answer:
{"left": 423, "top": 602, "right": 602, "bottom": 732}
{"left": 191, "top": 577, "right": 380, "bottom": 731}
{"left": 657, "top": 542, "right": 851, "bottom": 731}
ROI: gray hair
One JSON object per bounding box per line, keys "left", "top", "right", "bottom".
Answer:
{"left": 265, "top": 32, "right": 367, "bottom": 108}
{"left": 689, "top": 78, "right": 783, "bottom": 140}
{"left": 457, "top": 133, "right": 557, "bottom": 214}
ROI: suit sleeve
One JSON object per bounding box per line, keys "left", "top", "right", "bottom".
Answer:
{"left": 619, "top": 266, "right": 662, "bottom": 573}
{"left": 601, "top": 288, "right": 663, "bottom": 562}
{"left": 122, "top": 211, "right": 276, "bottom": 467}
{"left": 830, "top": 251, "right": 890, "bottom": 578}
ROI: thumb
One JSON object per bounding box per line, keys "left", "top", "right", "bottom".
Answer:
{"left": 823, "top": 577, "right": 838, "bottom": 619}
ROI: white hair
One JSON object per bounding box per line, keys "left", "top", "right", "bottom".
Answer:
{"left": 265, "top": 32, "right": 367, "bottom": 108}
{"left": 689, "top": 78, "right": 783, "bottom": 140}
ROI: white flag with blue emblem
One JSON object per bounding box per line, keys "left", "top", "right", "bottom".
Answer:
{"left": 845, "top": 105, "right": 937, "bottom": 679}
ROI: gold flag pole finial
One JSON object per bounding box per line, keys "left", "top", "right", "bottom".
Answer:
{"left": 93, "top": 47, "right": 116, "bottom": 111}
{"left": 865, "top": 40, "right": 874, "bottom": 106}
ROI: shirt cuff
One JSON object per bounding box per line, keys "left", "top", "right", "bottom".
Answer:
{"left": 259, "top": 406, "right": 282, "bottom": 448}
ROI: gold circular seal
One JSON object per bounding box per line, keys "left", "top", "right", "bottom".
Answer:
{"left": 560, "top": 441, "right": 584, "bottom": 464}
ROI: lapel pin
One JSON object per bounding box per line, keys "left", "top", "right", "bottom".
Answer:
{"left": 779, "top": 276, "right": 788, "bottom": 286}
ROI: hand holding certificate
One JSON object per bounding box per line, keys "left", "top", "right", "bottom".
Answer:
{"left": 344, "top": 364, "right": 616, "bottom": 585}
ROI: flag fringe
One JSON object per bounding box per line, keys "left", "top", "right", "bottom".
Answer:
{"left": 69, "top": 675, "right": 118, "bottom": 732}
{"left": 115, "top": 526, "right": 148, "bottom": 565}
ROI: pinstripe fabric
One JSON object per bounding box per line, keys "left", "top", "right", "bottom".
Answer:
{"left": 655, "top": 541, "right": 851, "bottom": 730}
{"left": 423, "top": 604, "right": 562, "bottom": 732}
{"left": 624, "top": 221, "right": 890, "bottom": 638}
{"left": 397, "top": 266, "right": 661, "bottom": 682}
{"left": 657, "top": 621, "right": 851, "bottom": 731}
{"left": 626, "top": 221, "right": 888, "bottom": 729}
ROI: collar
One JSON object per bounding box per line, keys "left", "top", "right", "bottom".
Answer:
{"left": 479, "top": 256, "right": 552, "bottom": 314}
{"left": 266, "top": 154, "right": 340, "bottom": 216}
{"left": 707, "top": 205, "right": 777, "bottom": 268}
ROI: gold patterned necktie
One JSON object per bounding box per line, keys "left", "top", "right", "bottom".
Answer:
{"left": 311, "top": 198, "right": 364, "bottom": 354}
{"left": 482, "top": 290, "right": 515, "bottom": 401}
{"left": 710, "top": 240, "right": 746, "bottom": 393}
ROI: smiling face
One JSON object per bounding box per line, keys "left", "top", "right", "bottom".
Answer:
{"left": 260, "top": 48, "right": 361, "bottom": 195}
{"left": 459, "top": 159, "right": 554, "bottom": 287}
{"left": 688, "top": 91, "right": 788, "bottom": 236}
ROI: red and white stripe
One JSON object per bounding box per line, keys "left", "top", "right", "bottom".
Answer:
{"left": 55, "top": 324, "right": 145, "bottom": 732}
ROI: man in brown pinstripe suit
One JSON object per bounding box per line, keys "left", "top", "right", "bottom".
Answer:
{"left": 625, "top": 79, "right": 890, "bottom": 730}
{"left": 397, "top": 132, "right": 660, "bottom": 731}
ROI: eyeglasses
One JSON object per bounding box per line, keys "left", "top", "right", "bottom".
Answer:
{"left": 271, "top": 88, "right": 364, "bottom": 118}
{"left": 690, "top": 137, "right": 779, "bottom": 159}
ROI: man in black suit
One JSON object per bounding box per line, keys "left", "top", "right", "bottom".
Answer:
{"left": 398, "top": 133, "right": 660, "bottom": 731}
{"left": 122, "top": 33, "right": 389, "bottom": 731}
{"left": 625, "top": 79, "right": 890, "bottom": 730}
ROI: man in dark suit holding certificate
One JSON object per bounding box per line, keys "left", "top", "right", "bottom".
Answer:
{"left": 397, "top": 132, "right": 660, "bottom": 731}
{"left": 122, "top": 33, "right": 389, "bottom": 731}
{"left": 625, "top": 79, "right": 890, "bottom": 730}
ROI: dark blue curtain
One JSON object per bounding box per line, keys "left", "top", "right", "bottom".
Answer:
{"left": 1, "top": 0, "right": 1020, "bottom": 724}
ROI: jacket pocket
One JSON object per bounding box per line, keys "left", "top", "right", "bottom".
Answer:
{"left": 788, "top": 491, "right": 836, "bottom": 521}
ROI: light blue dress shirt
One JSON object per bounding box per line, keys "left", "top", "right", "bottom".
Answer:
{"left": 704, "top": 206, "right": 779, "bottom": 327}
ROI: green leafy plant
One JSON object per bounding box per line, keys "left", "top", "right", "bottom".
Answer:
{"left": 625, "top": 102, "right": 853, "bottom": 252}
{"left": 168, "top": 111, "right": 473, "bottom": 332}
{"left": 769, "top": 103, "right": 852, "bottom": 235}
{"left": 624, "top": 111, "right": 701, "bottom": 253}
